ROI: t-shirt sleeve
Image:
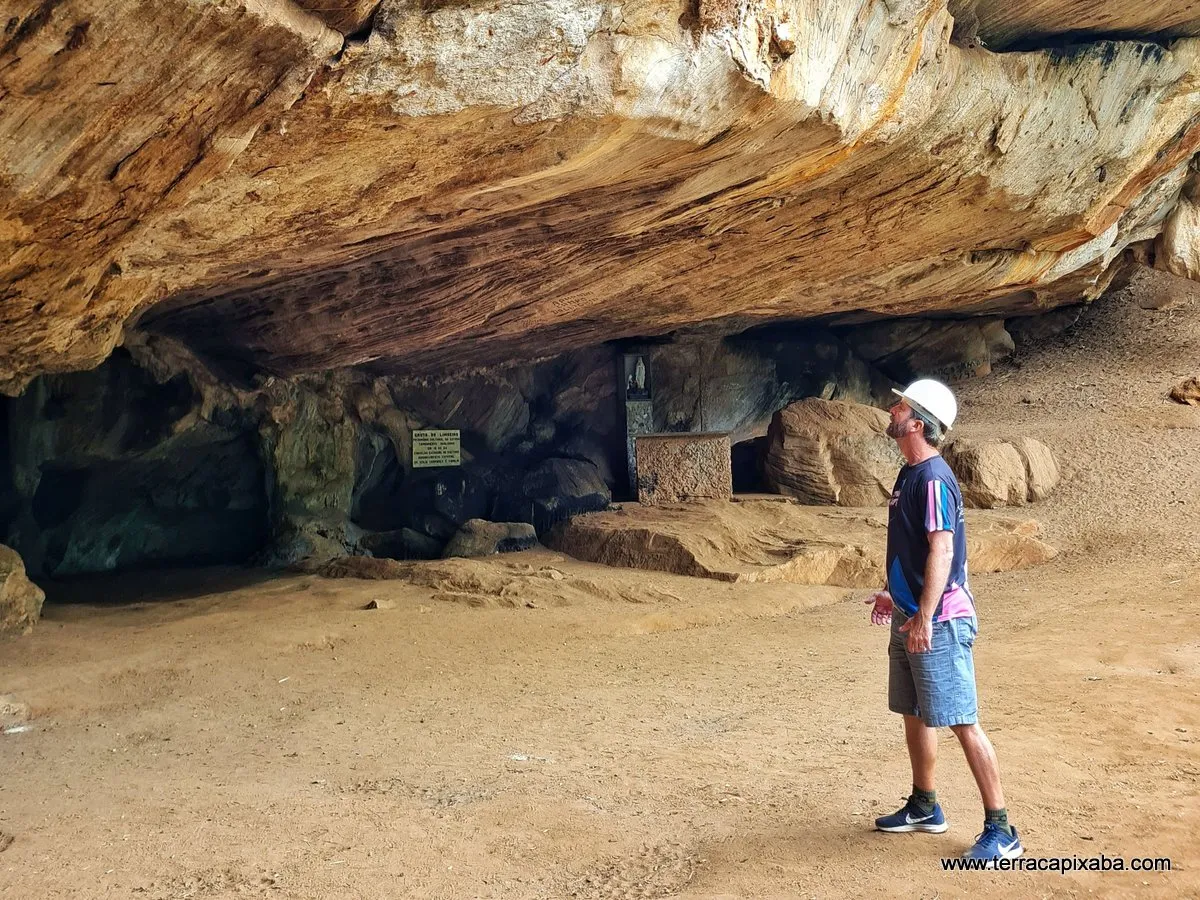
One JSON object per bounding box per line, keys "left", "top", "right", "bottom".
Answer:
{"left": 923, "top": 476, "right": 958, "bottom": 533}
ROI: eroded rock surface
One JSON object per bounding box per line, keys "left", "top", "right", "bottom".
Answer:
{"left": 763, "top": 399, "right": 904, "bottom": 506}
{"left": 547, "top": 500, "right": 1056, "bottom": 587}
{"left": 0, "top": 337, "right": 627, "bottom": 574}
{"left": 948, "top": 1, "right": 1200, "bottom": 50}
{"left": 636, "top": 433, "right": 733, "bottom": 505}
{"left": 943, "top": 436, "right": 1061, "bottom": 507}
{"left": 442, "top": 520, "right": 538, "bottom": 559}
{"left": 2, "top": 351, "right": 269, "bottom": 576}
{"left": 644, "top": 328, "right": 896, "bottom": 443}
{"left": 3, "top": 2, "right": 1200, "bottom": 390}
{"left": 1, "top": 544, "right": 44, "bottom": 635}
{"left": 1170, "top": 375, "right": 1200, "bottom": 405}
{"left": 839, "top": 319, "right": 1015, "bottom": 383}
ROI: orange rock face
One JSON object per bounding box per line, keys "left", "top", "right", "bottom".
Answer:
{"left": 3, "top": 1, "right": 1200, "bottom": 391}
{"left": 763, "top": 399, "right": 904, "bottom": 506}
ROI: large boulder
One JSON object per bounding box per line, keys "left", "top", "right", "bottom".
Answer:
{"left": 358, "top": 527, "right": 444, "bottom": 561}
{"left": 520, "top": 458, "right": 611, "bottom": 532}
{"left": 548, "top": 499, "right": 1055, "bottom": 587}
{"left": 442, "top": 519, "right": 538, "bottom": 559}
{"left": 1014, "top": 437, "right": 1060, "bottom": 502}
{"left": 1, "top": 544, "right": 45, "bottom": 635}
{"left": 557, "top": 435, "right": 616, "bottom": 487}
{"left": 943, "top": 437, "right": 1060, "bottom": 508}
{"left": 763, "top": 400, "right": 904, "bottom": 506}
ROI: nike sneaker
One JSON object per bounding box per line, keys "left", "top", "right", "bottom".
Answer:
{"left": 962, "top": 823, "right": 1024, "bottom": 864}
{"left": 874, "top": 796, "right": 949, "bottom": 834}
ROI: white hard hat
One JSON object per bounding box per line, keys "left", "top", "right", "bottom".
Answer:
{"left": 892, "top": 378, "right": 958, "bottom": 430}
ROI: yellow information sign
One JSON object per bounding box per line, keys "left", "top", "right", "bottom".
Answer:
{"left": 412, "top": 429, "right": 461, "bottom": 468}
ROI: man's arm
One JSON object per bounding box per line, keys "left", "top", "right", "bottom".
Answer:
{"left": 899, "top": 530, "right": 954, "bottom": 652}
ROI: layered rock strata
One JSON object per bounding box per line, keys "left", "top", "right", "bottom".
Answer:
{"left": 3, "top": 1, "right": 1200, "bottom": 391}
{"left": 942, "top": 436, "right": 1061, "bottom": 507}
{"left": 547, "top": 500, "right": 1057, "bottom": 586}
{"left": 763, "top": 399, "right": 904, "bottom": 505}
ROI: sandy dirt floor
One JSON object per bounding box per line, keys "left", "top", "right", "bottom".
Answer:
{"left": 2, "top": 271, "right": 1199, "bottom": 899}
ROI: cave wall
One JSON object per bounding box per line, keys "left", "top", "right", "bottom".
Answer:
{"left": 2, "top": 351, "right": 269, "bottom": 577}
{"left": 0, "top": 340, "right": 632, "bottom": 572}
{"left": 836, "top": 316, "right": 1017, "bottom": 383}
{"left": 0, "top": 307, "right": 1030, "bottom": 576}
{"left": 342, "top": 346, "right": 625, "bottom": 556}
{"left": 644, "top": 325, "right": 898, "bottom": 444}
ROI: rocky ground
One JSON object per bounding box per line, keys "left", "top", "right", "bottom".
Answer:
{"left": 1, "top": 271, "right": 1198, "bottom": 898}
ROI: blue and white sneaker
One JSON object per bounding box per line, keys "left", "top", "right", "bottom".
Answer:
{"left": 874, "top": 796, "right": 949, "bottom": 833}
{"left": 962, "top": 823, "right": 1024, "bottom": 864}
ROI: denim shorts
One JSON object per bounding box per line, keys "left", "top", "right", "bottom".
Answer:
{"left": 888, "top": 611, "right": 979, "bottom": 728}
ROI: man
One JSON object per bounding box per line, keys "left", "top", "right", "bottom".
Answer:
{"left": 865, "top": 378, "right": 1024, "bottom": 863}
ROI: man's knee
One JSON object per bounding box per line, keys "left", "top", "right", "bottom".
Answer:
{"left": 950, "top": 722, "right": 982, "bottom": 741}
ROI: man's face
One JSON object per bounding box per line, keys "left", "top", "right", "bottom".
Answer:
{"left": 886, "top": 400, "right": 915, "bottom": 440}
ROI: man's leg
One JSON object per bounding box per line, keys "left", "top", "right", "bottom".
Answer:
{"left": 876, "top": 613, "right": 947, "bottom": 833}
{"left": 938, "top": 617, "right": 1022, "bottom": 860}
{"left": 950, "top": 723, "right": 1004, "bottom": 811}
{"left": 876, "top": 713, "right": 946, "bottom": 832}
{"left": 905, "top": 713, "right": 938, "bottom": 792}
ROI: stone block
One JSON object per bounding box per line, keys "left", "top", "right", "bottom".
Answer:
{"left": 636, "top": 433, "right": 732, "bottom": 505}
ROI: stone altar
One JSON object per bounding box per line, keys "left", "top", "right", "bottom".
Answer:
{"left": 635, "top": 433, "right": 732, "bottom": 505}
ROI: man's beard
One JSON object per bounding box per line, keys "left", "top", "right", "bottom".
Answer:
{"left": 885, "top": 417, "right": 907, "bottom": 439}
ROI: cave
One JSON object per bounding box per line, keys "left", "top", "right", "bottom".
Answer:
{"left": 1, "top": 0, "right": 1198, "bottom": 614}
{"left": 2, "top": 350, "right": 270, "bottom": 580}
{"left": 0, "top": 297, "right": 1080, "bottom": 584}
{"left": 4, "top": 2, "right": 1200, "bottom": 891}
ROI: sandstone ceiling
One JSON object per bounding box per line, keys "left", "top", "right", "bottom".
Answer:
{"left": 3, "top": 0, "right": 1200, "bottom": 392}
{"left": 947, "top": 1, "right": 1200, "bottom": 50}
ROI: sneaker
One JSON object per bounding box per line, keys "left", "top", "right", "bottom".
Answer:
{"left": 962, "top": 823, "right": 1024, "bottom": 864}
{"left": 874, "top": 796, "right": 949, "bottom": 833}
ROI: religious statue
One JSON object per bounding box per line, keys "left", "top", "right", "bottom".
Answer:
{"left": 626, "top": 355, "right": 650, "bottom": 399}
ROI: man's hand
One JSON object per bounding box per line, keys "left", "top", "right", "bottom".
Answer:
{"left": 899, "top": 612, "right": 933, "bottom": 653}
{"left": 865, "top": 590, "right": 893, "bottom": 626}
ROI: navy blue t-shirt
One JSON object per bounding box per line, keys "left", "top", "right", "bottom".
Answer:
{"left": 886, "top": 455, "right": 975, "bottom": 622}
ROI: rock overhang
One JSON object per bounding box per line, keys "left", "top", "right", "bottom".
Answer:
{"left": 4, "top": 0, "right": 1200, "bottom": 390}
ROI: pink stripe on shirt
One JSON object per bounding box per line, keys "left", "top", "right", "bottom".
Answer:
{"left": 936, "top": 585, "right": 975, "bottom": 622}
